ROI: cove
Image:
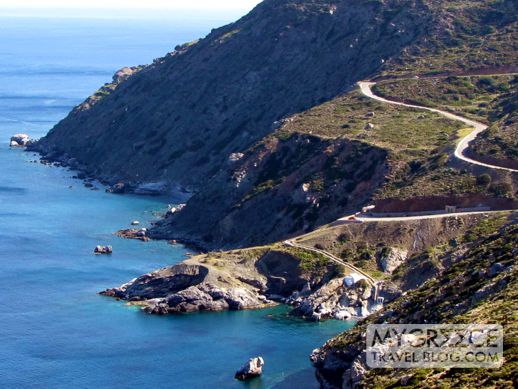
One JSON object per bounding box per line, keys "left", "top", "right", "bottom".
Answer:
{"left": 0, "top": 15, "right": 354, "bottom": 389}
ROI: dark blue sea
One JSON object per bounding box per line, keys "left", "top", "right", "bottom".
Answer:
{"left": 0, "top": 15, "right": 353, "bottom": 388}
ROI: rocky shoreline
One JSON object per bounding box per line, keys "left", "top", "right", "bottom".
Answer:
{"left": 100, "top": 263, "right": 277, "bottom": 314}
{"left": 26, "top": 141, "right": 193, "bottom": 200}
{"left": 99, "top": 247, "right": 403, "bottom": 322}
{"left": 21, "top": 141, "right": 211, "bottom": 255}
{"left": 14, "top": 137, "right": 210, "bottom": 254}
{"left": 99, "top": 213, "right": 502, "bottom": 325}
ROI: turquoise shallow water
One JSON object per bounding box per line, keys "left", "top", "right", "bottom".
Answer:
{"left": 0, "top": 16, "right": 354, "bottom": 388}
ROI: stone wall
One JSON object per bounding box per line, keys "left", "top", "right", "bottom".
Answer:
{"left": 374, "top": 195, "right": 518, "bottom": 213}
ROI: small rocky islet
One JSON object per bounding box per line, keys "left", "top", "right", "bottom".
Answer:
{"left": 235, "top": 357, "right": 265, "bottom": 381}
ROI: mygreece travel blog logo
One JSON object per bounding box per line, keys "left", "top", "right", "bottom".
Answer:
{"left": 366, "top": 324, "right": 503, "bottom": 368}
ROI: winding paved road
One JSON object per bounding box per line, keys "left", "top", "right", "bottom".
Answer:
{"left": 337, "top": 209, "right": 513, "bottom": 223}
{"left": 288, "top": 77, "right": 517, "bottom": 284}
{"left": 288, "top": 208, "right": 516, "bottom": 286}
{"left": 358, "top": 81, "right": 518, "bottom": 173}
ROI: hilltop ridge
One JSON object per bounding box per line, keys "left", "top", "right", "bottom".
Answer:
{"left": 32, "top": 0, "right": 517, "bottom": 249}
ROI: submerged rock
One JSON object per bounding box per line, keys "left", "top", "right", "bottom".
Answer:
{"left": 10, "top": 133, "right": 31, "bottom": 147}
{"left": 235, "top": 357, "right": 264, "bottom": 381}
{"left": 228, "top": 152, "right": 245, "bottom": 163}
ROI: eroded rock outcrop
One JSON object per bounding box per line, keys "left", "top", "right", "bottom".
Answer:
{"left": 377, "top": 247, "right": 408, "bottom": 274}
{"left": 116, "top": 228, "right": 150, "bottom": 241}
{"left": 288, "top": 277, "right": 400, "bottom": 321}
{"left": 100, "top": 248, "right": 359, "bottom": 317}
{"left": 100, "top": 261, "right": 274, "bottom": 314}
{"left": 147, "top": 283, "right": 268, "bottom": 314}
{"left": 74, "top": 66, "right": 143, "bottom": 113}
{"left": 10, "top": 134, "right": 30, "bottom": 147}
{"left": 101, "top": 264, "right": 209, "bottom": 300}
{"left": 235, "top": 357, "right": 265, "bottom": 381}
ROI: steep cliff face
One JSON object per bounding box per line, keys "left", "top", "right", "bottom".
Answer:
{"left": 35, "top": 0, "right": 433, "bottom": 187}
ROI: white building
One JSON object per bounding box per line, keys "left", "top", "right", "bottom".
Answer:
{"left": 344, "top": 273, "right": 367, "bottom": 287}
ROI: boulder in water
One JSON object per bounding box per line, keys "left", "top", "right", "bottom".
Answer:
{"left": 235, "top": 357, "right": 264, "bottom": 381}
{"left": 94, "top": 245, "right": 113, "bottom": 255}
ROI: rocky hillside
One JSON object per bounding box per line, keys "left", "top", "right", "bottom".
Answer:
{"left": 34, "top": 0, "right": 434, "bottom": 187}
{"left": 312, "top": 217, "right": 518, "bottom": 388}
{"left": 155, "top": 80, "right": 517, "bottom": 249}
{"left": 151, "top": 134, "right": 388, "bottom": 249}
{"left": 468, "top": 79, "right": 518, "bottom": 169}
{"left": 104, "top": 213, "right": 512, "bottom": 320}
{"left": 32, "top": 0, "right": 517, "bottom": 249}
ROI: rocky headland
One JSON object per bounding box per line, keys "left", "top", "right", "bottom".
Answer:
{"left": 101, "top": 214, "right": 500, "bottom": 322}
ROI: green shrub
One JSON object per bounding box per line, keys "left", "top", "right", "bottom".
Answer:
{"left": 356, "top": 279, "right": 370, "bottom": 289}
{"left": 334, "top": 264, "right": 348, "bottom": 277}
{"left": 476, "top": 173, "right": 492, "bottom": 186}
{"left": 489, "top": 182, "right": 512, "bottom": 196}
